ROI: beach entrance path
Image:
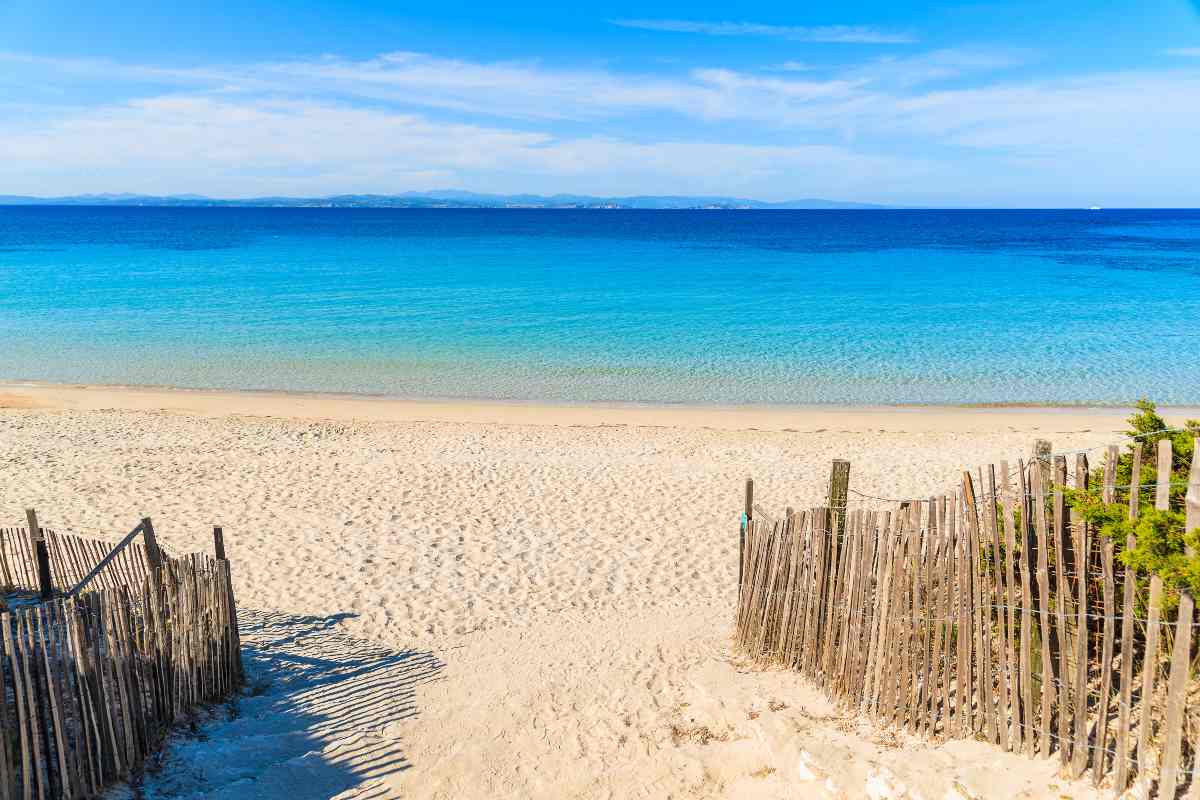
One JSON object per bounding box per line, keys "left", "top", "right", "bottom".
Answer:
{"left": 0, "top": 386, "right": 1137, "bottom": 798}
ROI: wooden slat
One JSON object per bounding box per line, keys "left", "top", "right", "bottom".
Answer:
{"left": 898, "top": 504, "right": 919, "bottom": 729}
{"left": 912, "top": 502, "right": 930, "bottom": 732}
{"left": 1166, "top": 439, "right": 1200, "bottom": 796}
{"left": 1030, "top": 463, "right": 1054, "bottom": 757}
{"left": 1188, "top": 435, "right": 1200, "bottom": 533}
{"left": 964, "top": 472, "right": 997, "bottom": 743}
{"left": 1159, "top": 592, "right": 1194, "bottom": 797}
{"left": 820, "top": 509, "right": 844, "bottom": 678}
{"left": 822, "top": 509, "right": 847, "bottom": 678}
{"left": 17, "top": 612, "right": 47, "bottom": 800}
{"left": 771, "top": 514, "right": 803, "bottom": 664}
{"left": 25, "top": 511, "right": 52, "bottom": 602}
{"left": 925, "top": 499, "right": 946, "bottom": 737}
{"left": 0, "top": 614, "right": 14, "bottom": 800}
{"left": 1015, "top": 461, "right": 1036, "bottom": 756}
{"left": 998, "top": 462, "right": 1023, "bottom": 750}
{"left": 836, "top": 513, "right": 861, "bottom": 695}
{"left": 1051, "top": 455, "right": 1071, "bottom": 766}
{"left": 35, "top": 607, "right": 70, "bottom": 799}
{"left": 784, "top": 512, "right": 813, "bottom": 670}
{"left": 1131, "top": 440, "right": 1175, "bottom": 781}
{"left": 67, "top": 604, "right": 102, "bottom": 790}
{"left": 1086, "top": 445, "right": 1119, "bottom": 784}
{"left": 877, "top": 509, "right": 901, "bottom": 722}
{"left": 1155, "top": 438, "right": 1172, "bottom": 510}
{"left": 740, "top": 479, "right": 752, "bottom": 589}
{"left": 865, "top": 512, "right": 894, "bottom": 715}
{"left": 804, "top": 511, "right": 826, "bottom": 676}
{"left": 1091, "top": 535, "right": 1116, "bottom": 785}
{"left": 15, "top": 527, "right": 36, "bottom": 591}
{"left": 1113, "top": 443, "right": 1142, "bottom": 793}
{"left": 833, "top": 512, "right": 854, "bottom": 694}
{"left": 905, "top": 502, "right": 924, "bottom": 731}
{"left": 955, "top": 490, "right": 973, "bottom": 738}
{"left": 3, "top": 613, "right": 33, "bottom": 800}
{"left": 986, "top": 466, "right": 1012, "bottom": 751}
{"left": 851, "top": 512, "right": 879, "bottom": 701}
{"left": 939, "top": 497, "right": 956, "bottom": 737}
{"left": 1070, "top": 453, "right": 1091, "bottom": 778}
{"left": 67, "top": 522, "right": 147, "bottom": 597}
{"left": 828, "top": 461, "right": 850, "bottom": 538}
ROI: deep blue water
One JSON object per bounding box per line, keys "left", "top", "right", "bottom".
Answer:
{"left": 1, "top": 206, "right": 1198, "bottom": 405}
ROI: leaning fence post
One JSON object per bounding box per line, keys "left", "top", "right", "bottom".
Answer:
{"left": 740, "top": 479, "right": 753, "bottom": 589}
{"left": 25, "top": 508, "right": 52, "bottom": 599}
{"left": 828, "top": 460, "right": 850, "bottom": 538}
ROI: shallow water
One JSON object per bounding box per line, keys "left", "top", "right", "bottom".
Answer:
{"left": 1, "top": 206, "right": 1198, "bottom": 404}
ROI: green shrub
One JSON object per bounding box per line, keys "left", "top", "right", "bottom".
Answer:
{"left": 1064, "top": 400, "right": 1200, "bottom": 604}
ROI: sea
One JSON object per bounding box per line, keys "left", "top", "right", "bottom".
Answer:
{"left": 1, "top": 206, "right": 1198, "bottom": 406}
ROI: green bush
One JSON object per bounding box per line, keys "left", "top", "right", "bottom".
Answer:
{"left": 1064, "top": 400, "right": 1200, "bottom": 602}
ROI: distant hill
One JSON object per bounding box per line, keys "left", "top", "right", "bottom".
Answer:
{"left": 0, "top": 191, "right": 890, "bottom": 210}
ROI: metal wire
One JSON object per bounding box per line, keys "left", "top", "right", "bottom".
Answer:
{"left": 827, "top": 426, "right": 1198, "bottom": 506}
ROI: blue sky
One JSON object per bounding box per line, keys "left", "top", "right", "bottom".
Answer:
{"left": 2, "top": 1, "right": 1200, "bottom": 206}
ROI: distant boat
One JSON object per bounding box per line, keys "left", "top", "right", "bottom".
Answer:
{"left": 1088, "top": 206, "right": 1103, "bottom": 210}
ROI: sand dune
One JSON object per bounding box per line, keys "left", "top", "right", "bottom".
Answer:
{"left": 0, "top": 384, "right": 1164, "bottom": 798}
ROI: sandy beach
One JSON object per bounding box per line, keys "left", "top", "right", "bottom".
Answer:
{"left": 3, "top": 382, "right": 1190, "bottom": 799}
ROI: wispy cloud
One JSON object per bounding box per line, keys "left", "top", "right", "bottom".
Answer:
{"left": 0, "top": 94, "right": 928, "bottom": 198}
{"left": 848, "top": 47, "right": 1028, "bottom": 87}
{"left": 5, "top": 47, "right": 1200, "bottom": 204}
{"left": 1166, "top": 47, "right": 1200, "bottom": 57}
{"left": 610, "top": 19, "right": 916, "bottom": 44}
{"left": 768, "top": 61, "right": 816, "bottom": 72}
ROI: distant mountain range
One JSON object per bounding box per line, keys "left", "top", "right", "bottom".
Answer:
{"left": 0, "top": 191, "right": 889, "bottom": 210}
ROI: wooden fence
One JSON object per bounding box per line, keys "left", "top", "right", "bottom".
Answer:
{"left": 0, "top": 519, "right": 243, "bottom": 799}
{"left": 0, "top": 526, "right": 160, "bottom": 598}
{"left": 735, "top": 437, "right": 1200, "bottom": 797}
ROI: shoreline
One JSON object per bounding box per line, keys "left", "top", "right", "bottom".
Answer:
{"left": 3, "top": 379, "right": 1195, "bottom": 433}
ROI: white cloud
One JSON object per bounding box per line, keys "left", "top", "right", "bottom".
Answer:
{"left": 4, "top": 47, "right": 1200, "bottom": 204}
{"left": 610, "top": 19, "right": 916, "bottom": 44}
{"left": 888, "top": 71, "right": 1200, "bottom": 152}
{"left": 0, "top": 94, "right": 933, "bottom": 198}
{"left": 847, "top": 47, "right": 1028, "bottom": 87}
{"left": 770, "top": 61, "right": 816, "bottom": 72}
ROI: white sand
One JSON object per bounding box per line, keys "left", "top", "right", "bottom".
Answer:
{"left": 4, "top": 383, "right": 1184, "bottom": 799}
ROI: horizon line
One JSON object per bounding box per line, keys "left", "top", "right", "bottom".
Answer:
{"left": 0, "top": 191, "right": 1177, "bottom": 211}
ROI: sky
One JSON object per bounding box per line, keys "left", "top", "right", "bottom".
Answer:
{"left": 1, "top": 1, "right": 1200, "bottom": 206}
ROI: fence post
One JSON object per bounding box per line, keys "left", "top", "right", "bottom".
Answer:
{"left": 1159, "top": 439, "right": 1200, "bottom": 797}
{"left": 1031, "top": 439, "right": 1052, "bottom": 489}
{"left": 1188, "top": 438, "right": 1200, "bottom": 546}
{"left": 141, "top": 517, "right": 164, "bottom": 600}
{"left": 213, "top": 526, "right": 244, "bottom": 682}
{"left": 828, "top": 460, "right": 850, "bottom": 537}
{"left": 25, "top": 508, "right": 52, "bottom": 599}
{"left": 740, "top": 479, "right": 753, "bottom": 589}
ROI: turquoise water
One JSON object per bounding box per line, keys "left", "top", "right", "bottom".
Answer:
{"left": 1, "top": 207, "right": 1198, "bottom": 405}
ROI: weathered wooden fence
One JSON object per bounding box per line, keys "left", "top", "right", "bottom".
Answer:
{"left": 0, "top": 518, "right": 243, "bottom": 798}
{"left": 0, "top": 524, "right": 160, "bottom": 598}
{"left": 736, "top": 437, "right": 1200, "bottom": 797}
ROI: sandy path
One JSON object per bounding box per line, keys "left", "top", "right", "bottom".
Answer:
{"left": 1, "top": 384, "right": 1172, "bottom": 798}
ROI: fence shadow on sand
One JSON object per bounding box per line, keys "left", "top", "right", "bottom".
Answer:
{"left": 140, "top": 609, "right": 445, "bottom": 800}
